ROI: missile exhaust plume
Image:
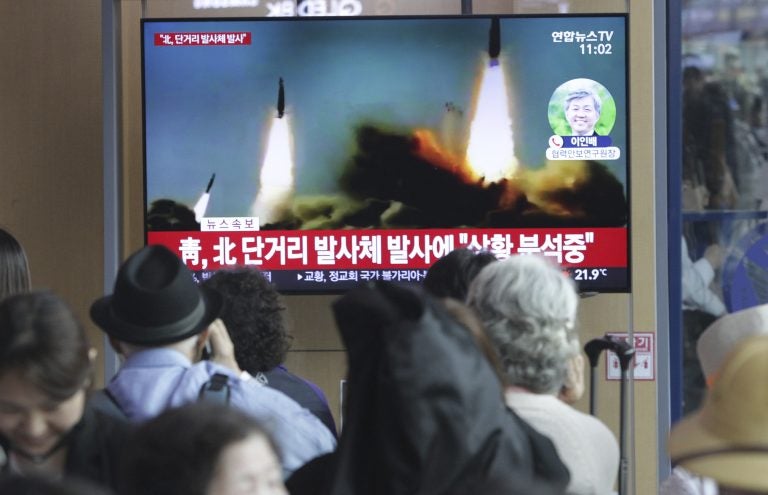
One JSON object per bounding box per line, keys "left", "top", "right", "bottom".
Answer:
{"left": 252, "top": 96, "right": 295, "bottom": 223}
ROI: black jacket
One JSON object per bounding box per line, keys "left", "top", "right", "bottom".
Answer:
{"left": 320, "top": 281, "right": 568, "bottom": 495}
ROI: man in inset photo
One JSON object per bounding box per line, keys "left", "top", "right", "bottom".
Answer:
{"left": 564, "top": 88, "right": 601, "bottom": 136}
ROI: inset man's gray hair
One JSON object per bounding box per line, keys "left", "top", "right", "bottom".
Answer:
{"left": 467, "top": 255, "right": 579, "bottom": 394}
{"left": 564, "top": 88, "right": 602, "bottom": 115}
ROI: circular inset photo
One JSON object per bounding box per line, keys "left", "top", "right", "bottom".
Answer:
{"left": 548, "top": 79, "right": 616, "bottom": 137}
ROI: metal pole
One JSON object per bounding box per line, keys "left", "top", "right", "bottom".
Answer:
{"left": 584, "top": 337, "right": 614, "bottom": 416}
{"left": 461, "top": 0, "right": 472, "bottom": 15}
{"left": 589, "top": 365, "right": 597, "bottom": 416}
{"left": 618, "top": 366, "right": 629, "bottom": 495}
{"left": 102, "top": 0, "right": 122, "bottom": 380}
{"left": 617, "top": 343, "right": 635, "bottom": 495}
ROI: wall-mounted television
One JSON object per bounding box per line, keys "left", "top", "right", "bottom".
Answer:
{"left": 142, "top": 14, "right": 630, "bottom": 293}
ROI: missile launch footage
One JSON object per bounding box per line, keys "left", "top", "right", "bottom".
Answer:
{"left": 144, "top": 16, "right": 627, "bottom": 232}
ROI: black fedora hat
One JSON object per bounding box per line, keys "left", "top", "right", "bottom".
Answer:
{"left": 91, "top": 245, "right": 222, "bottom": 345}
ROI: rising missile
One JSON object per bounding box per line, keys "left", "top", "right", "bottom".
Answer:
{"left": 488, "top": 17, "right": 500, "bottom": 64}
{"left": 193, "top": 173, "right": 216, "bottom": 223}
{"left": 277, "top": 77, "right": 285, "bottom": 118}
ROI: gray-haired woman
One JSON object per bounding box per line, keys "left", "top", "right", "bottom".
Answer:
{"left": 468, "top": 255, "right": 619, "bottom": 495}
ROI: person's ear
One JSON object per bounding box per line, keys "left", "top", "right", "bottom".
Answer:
{"left": 559, "top": 353, "right": 585, "bottom": 405}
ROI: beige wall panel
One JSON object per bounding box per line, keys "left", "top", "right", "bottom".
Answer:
{"left": 284, "top": 350, "right": 348, "bottom": 430}
{"left": 285, "top": 295, "right": 345, "bottom": 350}
{"left": 628, "top": 1, "right": 659, "bottom": 494}
{"left": 0, "top": 1, "right": 105, "bottom": 382}
{"left": 121, "top": 0, "right": 148, "bottom": 254}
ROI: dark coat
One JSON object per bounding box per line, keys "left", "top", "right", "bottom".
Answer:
{"left": 259, "top": 366, "right": 337, "bottom": 437}
{"left": 65, "top": 404, "right": 132, "bottom": 490}
{"left": 321, "top": 281, "right": 568, "bottom": 495}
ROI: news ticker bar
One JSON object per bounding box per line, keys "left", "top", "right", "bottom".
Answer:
{"left": 190, "top": 267, "right": 628, "bottom": 293}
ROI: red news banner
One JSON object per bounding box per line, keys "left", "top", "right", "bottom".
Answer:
{"left": 154, "top": 32, "right": 252, "bottom": 46}
{"left": 148, "top": 228, "right": 627, "bottom": 272}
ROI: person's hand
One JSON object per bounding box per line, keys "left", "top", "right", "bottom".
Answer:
{"left": 207, "top": 318, "right": 241, "bottom": 373}
{"left": 703, "top": 244, "right": 725, "bottom": 270}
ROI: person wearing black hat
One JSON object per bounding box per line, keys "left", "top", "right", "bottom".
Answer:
{"left": 90, "top": 245, "right": 335, "bottom": 478}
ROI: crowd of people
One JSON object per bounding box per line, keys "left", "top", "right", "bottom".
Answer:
{"left": 681, "top": 49, "right": 768, "bottom": 417}
{"left": 1, "top": 226, "right": 766, "bottom": 494}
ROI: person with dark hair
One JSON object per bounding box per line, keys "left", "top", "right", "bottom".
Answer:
{"left": 89, "top": 245, "right": 334, "bottom": 477}
{"left": 202, "top": 268, "right": 337, "bottom": 436}
{"left": 0, "top": 227, "right": 31, "bottom": 299}
{"left": 468, "top": 255, "right": 618, "bottom": 495}
{"left": 423, "top": 248, "right": 498, "bottom": 301}
{"left": 120, "top": 402, "right": 286, "bottom": 495}
{"left": 440, "top": 297, "right": 506, "bottom": 383}
{"left": 0, "top": 291, "right": 130, "bottom": 491}
{"left": 684, "top": 75, "right": 739, "bottom": 210}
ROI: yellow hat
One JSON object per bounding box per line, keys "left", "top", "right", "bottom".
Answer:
{"left": 669, "top": 334, "right": 768, "bottom": 491}
{"left": 696, "top": 304, "right": 768, "bottom": 386}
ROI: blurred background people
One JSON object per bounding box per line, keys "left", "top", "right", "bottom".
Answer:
{"left": 683, "top": 66, "right": 739, "bottom": 211}
{"left": 680, "top": 100, "right": 729, "bottom": 415}
{"left": 202, "top": 267, "right": 336, "bottom": 436}
{"left": 0, "top": 291, "right": 129, "bottom": 491}
{"left": 681, "top": 236, "right": 727, "bottom": 413}
{"left": 0, "top": 227, "right": 31, "bottom": 300}
{"left": 467, "top": 255, "right": 618, "bottom": 495}
{"left": 668, "top": 334, "right": 768, "bottom": 494}
{"left": 120, "top": 402, "right": 286, "bottom": 495}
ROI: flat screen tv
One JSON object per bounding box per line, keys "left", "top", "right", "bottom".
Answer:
{"left": 142, "top": 14, "right": 629, "bottom": 293}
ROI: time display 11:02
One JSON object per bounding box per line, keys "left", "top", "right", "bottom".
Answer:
{"left": 579, "top": 43, "right": 612, "bottom": 55}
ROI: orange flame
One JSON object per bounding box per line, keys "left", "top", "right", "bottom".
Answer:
{"left": 412, "top": 129, "right": 479, "bottom": 183}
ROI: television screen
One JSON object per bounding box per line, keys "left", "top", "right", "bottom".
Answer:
{"left": 142, "top": 14, "right": 629, "bottom": 293}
